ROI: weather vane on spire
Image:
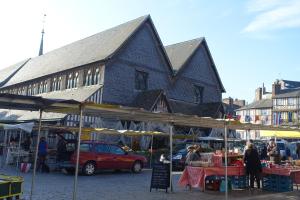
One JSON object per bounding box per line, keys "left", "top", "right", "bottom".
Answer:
{"left": 39, "top": 14, "right": 46, "bottom": 56}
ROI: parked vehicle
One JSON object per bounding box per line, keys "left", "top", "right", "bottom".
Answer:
{"left": 172, "top": 148, "right": 188, "bottom": 171}
{"left": 62, "top": 141, "right": 147, "bottom": 175}
{"left": 289, "top": 141, "right": 300, "bottom": 159}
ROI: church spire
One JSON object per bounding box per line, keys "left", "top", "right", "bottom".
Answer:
{"left": 39, "top": 14, "right": 46, "bottom": 56}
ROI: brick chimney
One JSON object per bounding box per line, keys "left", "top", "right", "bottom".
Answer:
{"left": 255, "top": 87, "right": 262, "bottom": 101}
{"left": 272, "top": 81, "right": 281, "bottom": 97}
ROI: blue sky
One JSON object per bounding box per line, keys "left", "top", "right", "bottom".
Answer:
{"left": 0, "top": 0, "right": 299, "bottom": 102}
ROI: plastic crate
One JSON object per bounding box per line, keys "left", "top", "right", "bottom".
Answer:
{"left": 262, "top": 174, "right": 293, "bottom": 192}
{"left": 231, "top": 175, "right": 249, "bottom": 189}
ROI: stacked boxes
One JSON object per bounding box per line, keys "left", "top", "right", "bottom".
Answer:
{"left": 230, "top": 175, "right": 249, "bottom": 189}
{"left": 0, "top": 174, "right": 23, "bottom": 199}
{"left": 262, "top": 174, "right": 293, "bottom": 192}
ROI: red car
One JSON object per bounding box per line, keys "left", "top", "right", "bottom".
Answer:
{"left": 67, "top": 141, "right": 147, "bottom": 175}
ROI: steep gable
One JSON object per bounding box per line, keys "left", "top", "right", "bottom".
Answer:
{"left": 165, "top": 38, "right": 225, "bottom": 92}
{"left": 2, "top": 15, "right": 149, "bottom": 87}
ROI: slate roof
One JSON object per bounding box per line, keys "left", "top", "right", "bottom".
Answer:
{"left": 2, "top": 15, "right": 149, "bottom": 87}
{"left": 0, "top": 85, "right": 102, "bottom": 121}
{"left": 131, "top": 89, "right": 163, "bottom": 110}
{"left": 165, "top": 38, "right": 204, "bottom": 72}
{"left": 273, "top": 88, "right": 300, "bottom": 98}
{"left": 281, "top": 80, "right": 300, "bottom": 89}
{"left": 165, "top": 38, "right": 225, "bottom": 92}
{"left": 168, "top": 99, "right": 224, "bottom": 118}
{"left": 0, "top": 59, "right": 30, "bottom": 87}
{"left": 37, "top": 85, "right": 102, "bottom": 102}
{"left": 236, "top": 99, "right": 272, "bottom": 111}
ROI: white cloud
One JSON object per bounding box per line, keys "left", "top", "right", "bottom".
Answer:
{"left": 243, "top": 0, "right": 300, "bottom": 33}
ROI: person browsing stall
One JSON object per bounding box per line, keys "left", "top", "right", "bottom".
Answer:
{"left": 244, "top": 143, "right": 262, "bottom": 189}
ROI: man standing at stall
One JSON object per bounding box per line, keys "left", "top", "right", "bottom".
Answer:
{"left": 244, "top": 143, "right": 262, "bottom": 190}
{"left": 37, "top": 137, "right": 49, "bottom": 172}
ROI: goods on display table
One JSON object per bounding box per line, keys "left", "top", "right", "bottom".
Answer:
{"left": 0, "top": 174, "right": 23, "bottom": 199}
{"left": 178, "top": 151, "right": 246, "bottom": 192}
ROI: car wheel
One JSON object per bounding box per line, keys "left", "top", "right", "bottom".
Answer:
{"left": 132, "top": 161, "right": 142, "bottom": 173}
{"left": 83, "top": 162, "right": 96, "bottom": 176}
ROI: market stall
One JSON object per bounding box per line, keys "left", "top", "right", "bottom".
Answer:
{"left": 1, "top": 94, "right": 300, "bottom": 200}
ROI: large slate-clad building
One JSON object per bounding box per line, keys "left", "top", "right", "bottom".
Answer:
{"left": 0, "top": 15, "right": 225, "bottom": 133}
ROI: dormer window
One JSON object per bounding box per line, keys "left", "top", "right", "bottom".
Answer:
{"left": 194, "top": 85, "right": 204, "bottom": 104}
{"left": 135, "top": 70, "right": 148, "bottom": 91}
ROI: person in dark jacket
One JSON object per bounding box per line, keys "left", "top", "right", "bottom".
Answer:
{"left": 244, "top": 143, "right": 262, "bottom": 189}
{"left": 56, "top": 136, "right": 67, "bottom": 162}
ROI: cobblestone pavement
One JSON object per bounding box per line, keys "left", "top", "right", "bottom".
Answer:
{"left": 1, "top": 166, "right": 299, "bottom": 200}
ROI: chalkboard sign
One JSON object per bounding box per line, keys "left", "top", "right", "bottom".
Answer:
{"left": 150, "top": 163, "right": 170, "bottom": 192}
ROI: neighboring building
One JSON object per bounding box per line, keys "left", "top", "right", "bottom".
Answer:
{"left": 222, "top": 97, "right": 245, "bottom": 117}
{"left": 236, "top": 80, "right": 300, "bottom": 140}
{"left": 272, "top": 80, "right": 300, "bottom": 126}
{"left": 0, "top": 15, "right": 225, "bottom": 142}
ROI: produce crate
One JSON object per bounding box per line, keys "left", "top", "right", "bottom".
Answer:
{"left": 0, "top": 174, "right": 23, "bottom": 199}
{"left": 262, "top": 174, "right": 293, "bottom": 192}
{"left": 0, "top": 180, "right": 10, "bottom": 198}
{"left": 230, "top": 175, "right": 249, "bottom": 189}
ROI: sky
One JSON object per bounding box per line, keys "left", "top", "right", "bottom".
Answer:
{"left": 0, "top": 0, "right": 299, "bottom": 103}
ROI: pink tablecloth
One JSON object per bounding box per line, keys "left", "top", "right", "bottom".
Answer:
{"left": 178, "top": 166, "right": 245, "bottom": 190}
{"left": 263, "top": 167, "right": 300, "bottom": 184}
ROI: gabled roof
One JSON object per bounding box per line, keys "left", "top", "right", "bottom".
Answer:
{"left": 0, "top": 59, "right": 30, "bottom": 87}
{"left": 168, "top": 99, "right": 224, "bottom": 118}
{"left": 2, "top": 15, "right": 149, "bottom": 87}
{"left": 273, "top": 88, "right": 300, "bottom": 98}
{"left": 165, "top": 38, "right": 225, "bottom": 92}
{"left": 236, "top": 99, "right": 272, "bottom": 111}
{"left": 165, "top": 38, "right": 204, "bottom": 72}
{"left": 131, "top": 89, "right": 164, "bottom": 111}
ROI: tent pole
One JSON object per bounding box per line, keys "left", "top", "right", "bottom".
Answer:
{"left": 224, "top": 124, "right": 228, "bottom": 200}
{"left": 73, "top": 105, "right": 84, "bottom": 200}
{"left": 150, "top": 134, "right": 153, "bottom": 168}
{"left": 30, "top": 109, "right": 43, "bottom": 200}
{"left": 2, "top": 130, "right": 8, "bottom": 168}
{"left": 169, "top": 125, "right": 173, "bottom": 192}
{"left": 16, "top": 130, "right": 23, "bottom": 170}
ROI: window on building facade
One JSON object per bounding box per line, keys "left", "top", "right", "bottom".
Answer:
{"left": 73, "top": 72, "right": 79, "bottom": 88}
{"left": 67, "top": 73, "right": 73, "bottom": 89}
{"left": 287, "top": 98, "right": 296, "bottom": 106}
{"left": 52, "top": 77, "right": 57, "bottom": 91}
{"left": 57, "top": 77, "right": 62, "bottom": 90}
{"left": 193, "top": 85, "right": 204, "bottom": 104}
{"left": 85, "top": 69, "right": 93, "bottom": 86}
{"left": 135, "top": 70, "right": 148, "bottom": 91}
{"left": 94, "top": 68, "right": 101, "bottom": 85}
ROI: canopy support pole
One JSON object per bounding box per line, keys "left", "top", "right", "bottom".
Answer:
{"left": 73, "top": 105, "right": 84, "bottom": 200}
{"left": 2, "top": 130, "right": 8, "bottom": 168}
{"left": 30, "top": 109, "right": 43, "bottom": 200}
{"left": 150, "top": 134, "right": 153, "bottom": 168}
{"left": 224, "top": 124, "right": 228, "bottom": 200}
{"left": 16, "top": 130, "right": 23, "bottom": 170}
{"left": 169, "top": 125, "right": 173, "bottom": 192}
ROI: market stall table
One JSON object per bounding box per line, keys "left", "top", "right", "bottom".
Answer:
{"left": 262, "top": 166, "right": 300, "bottom": 185}
{"left": 178, "top": 166, "right": 245, "bottom": 191}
